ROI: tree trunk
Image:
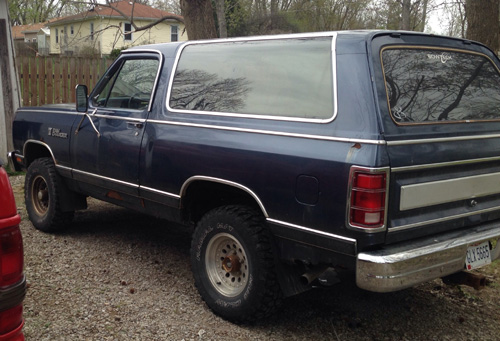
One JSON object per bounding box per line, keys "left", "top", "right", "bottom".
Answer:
{"left": 400, "top": 0, "right": 411, "bottom": 30}
{"left": 180, "top": 0, "right": 217, "bottom": 40}
{"left": 419, "top": 0, "right": 428, "bottom": 32}
{"left": 215, "top": 0, "right": 228, "bottom": 38}
{"left": 466, "top": 0, "right": 500, "bottom": 52}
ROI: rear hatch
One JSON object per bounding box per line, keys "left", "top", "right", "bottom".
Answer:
{"left": 370, "top": 32, "right": 500, "bottom": 244}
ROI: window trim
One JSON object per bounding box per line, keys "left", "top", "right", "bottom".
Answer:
{"left": 165, "top": 32, "right": 339, "bottom": 124}
{"left": 55, "top": 28, "right": 59, "bottom": 44}
{"left": 380, "top": 45, "right": 500, "bottom": 126}
{"left": 90, "top": 50, "right": 163, "bottom": 113}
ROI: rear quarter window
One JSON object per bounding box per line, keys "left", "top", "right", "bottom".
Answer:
{"left": 168, "top": 37, "right": 335, "bottom": 121}
{"left": 381, "top": 47, "right": 500, "bottom": 124}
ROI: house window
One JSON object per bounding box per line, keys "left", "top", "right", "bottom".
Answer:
{"left": 90, "top": 22, "right": 94, "bottom": 40}
{"left": 55, "top": 28, "right": 59, "bottom": 43}
{"left": 171, "top": 25, "right": 178, "bottom": 42}
{"left": 124, "top": 23, "right": 132, "bottom": 41}
{"left": 32, "top": 38, "right": 37, "bottom": 43}
{"left": 71, "top": 25, "right": 74, "bottom": 35}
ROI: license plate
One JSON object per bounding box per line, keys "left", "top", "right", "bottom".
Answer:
{"left": 465, "top": 241, "right": 492, "bottom": 270}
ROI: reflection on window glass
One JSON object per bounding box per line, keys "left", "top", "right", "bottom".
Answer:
{"left": 95, "top": 58, "right": 159, "bottom": 110}
{"left": 382, "top": 48, "right": 500, "bottom": 124}
{"left": 169, "top": 37, "right": 334, "bottom": 119}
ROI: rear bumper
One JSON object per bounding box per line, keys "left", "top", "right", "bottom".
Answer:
{"left": 356, "top": 222, "right": 500, "bottom": 292}
{"left": 0, "top": 320, "right": 24, "bottom": 341}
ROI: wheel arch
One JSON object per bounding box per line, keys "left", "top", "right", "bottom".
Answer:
{"left": 23, "top": 140, "right": 56, "bottom": 168}
{"left": 180, "top": 176, "right": 269, "bottom": 223}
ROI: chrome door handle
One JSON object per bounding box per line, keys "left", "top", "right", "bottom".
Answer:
{"left": 127, "top": 122, "right": 144, "bottom": 129}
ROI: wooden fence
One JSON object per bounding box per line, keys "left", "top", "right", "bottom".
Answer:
{"left": 15, "top": 56, "right": 113, "bottom": 107}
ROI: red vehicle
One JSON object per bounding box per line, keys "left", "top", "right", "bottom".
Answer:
{"left": 0, "top": 162, "right": 25, "bottom": 341}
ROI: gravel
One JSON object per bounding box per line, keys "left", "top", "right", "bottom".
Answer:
{"left": 9, "top": 175, "right": 500, "bottom": 340}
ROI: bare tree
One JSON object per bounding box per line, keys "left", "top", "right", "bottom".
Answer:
{"left": 9, "top": 0, "right": 72, "bottom": 25}
{"left": 440, "top": 0, "right": 466, "bottom": 37}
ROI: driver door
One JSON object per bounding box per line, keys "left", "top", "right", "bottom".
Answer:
{"left": 71, "top": 55, "right": 160, "bottom": 197}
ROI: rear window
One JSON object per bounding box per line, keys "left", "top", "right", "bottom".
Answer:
{"left": 381, "top": 47, "right": 500, "bottom": 124}
{"left": 168, "top": 37, "right": 335, "bottom": 121}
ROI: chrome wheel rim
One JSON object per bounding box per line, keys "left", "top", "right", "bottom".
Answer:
{"left": 31, "top": 175, "right": 49, "bottom": 216}
{"left": 205, "top": 232, "right": 249, "bottom": 297}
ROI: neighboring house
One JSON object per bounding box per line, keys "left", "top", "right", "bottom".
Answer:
{"left": 37, "top": 28, "right": 50, "bottom": 56}
{"left": 46, "top": 1, "right": 187, "bottom": 56}
{"left": 11, "top": 22, "right": 47, "bottom": 55}
{"left": 11, "top": 19, "right": 58, "bottom": 56}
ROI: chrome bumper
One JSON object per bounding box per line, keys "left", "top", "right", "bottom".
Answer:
{"left": 356, "top": 223, "right": 500, "bottom": 292}
{"left": 7, "top": 151, "right": 23, "bottom": 172}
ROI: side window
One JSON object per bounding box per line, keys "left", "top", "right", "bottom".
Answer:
{"left": 169, "top": 37, "right": 334, "bottom": 120}
{"left": 93, "top": 58, "right": 159, "bottom": 110}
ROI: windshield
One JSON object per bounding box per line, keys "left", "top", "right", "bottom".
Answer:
{"left": 381, "top": 47, "right": 500, "bottom": 124}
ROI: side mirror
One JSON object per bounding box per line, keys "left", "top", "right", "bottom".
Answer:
{"left": 76, "top": 84, "right": 88, "bottom": 112}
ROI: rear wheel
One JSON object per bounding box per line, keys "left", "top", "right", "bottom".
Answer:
{"left": 191, "top": 205, "right": 282, "bottom": 323}
{"left": 25, "top": 158, "right": 74, "bottom": 232}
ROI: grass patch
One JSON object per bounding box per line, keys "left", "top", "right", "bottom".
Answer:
{"left": 4, "top": 163, "right": 25, "bottom": 176}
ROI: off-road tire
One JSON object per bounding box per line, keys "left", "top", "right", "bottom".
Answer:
{"left": 191, "top": 205, "right": 283, "bottom": 323}
{"left": 25, "top": 157, "right": 74, "bottom": 232}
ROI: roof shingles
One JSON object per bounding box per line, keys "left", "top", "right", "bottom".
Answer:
{"left": 47, "top": 1, "right": 181, "bottom": 26}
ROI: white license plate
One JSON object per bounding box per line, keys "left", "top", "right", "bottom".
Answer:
{"left": 465, "top": 241, "right": 492, "bottom": 270}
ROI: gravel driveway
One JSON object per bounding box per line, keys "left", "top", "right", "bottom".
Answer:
{"left": 10, "top": 175, "right": 500, "bottom": 340}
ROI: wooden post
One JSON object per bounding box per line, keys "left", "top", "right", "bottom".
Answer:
{"left": 0, "top": 0, "right": 21, "bottom": 162}
{"left": 29, "top": 56, "right": 37, "bottom": 106}
{"left": 54, "top": 57, "right": 61, "bottom": 103}
{"left": 39, "top": 57, "right": 46, "bottom": 106}
{"left": 22, "top": 56, "right": 29, "bottom": 105}
{"left": 62, "top": 57, "right": 69, "bottom": 103}
{"left": 46, "top": 57, "right": 53, "bottom": 104}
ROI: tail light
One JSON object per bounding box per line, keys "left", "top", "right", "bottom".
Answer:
{"left": 0, "top": 168, "right": 17, "bottom": 220}
{"left": 0, "top": 168, "right": 23, "bottom": 288}
{"left": 348, "top": 167, "right": 389, "bottom": 231}
{"left": 0, "top": 167, "right": 25, "bottom": 340}
{"left": 0, "top": 305, "right": 24, "bottom": 340}
{"left": 0, "top": 226, "right": 23, "bottom": 288}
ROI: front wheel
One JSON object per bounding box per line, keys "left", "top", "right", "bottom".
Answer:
{"left": 25, "top": 158, "right": 74, "bottom": 232}
{"left": 191, "top": 205, "right": 282, "bottom": 323}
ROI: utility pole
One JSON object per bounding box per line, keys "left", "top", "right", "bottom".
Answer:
{"left": 0, "top": 0, "right": 21, "bottom": 164}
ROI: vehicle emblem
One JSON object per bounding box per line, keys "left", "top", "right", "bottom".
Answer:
{"left": 427, "top": 52, "right": 452, "bottom": 64}
{"left": 48, "top": 127, "right": 68, "bottom": 139}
